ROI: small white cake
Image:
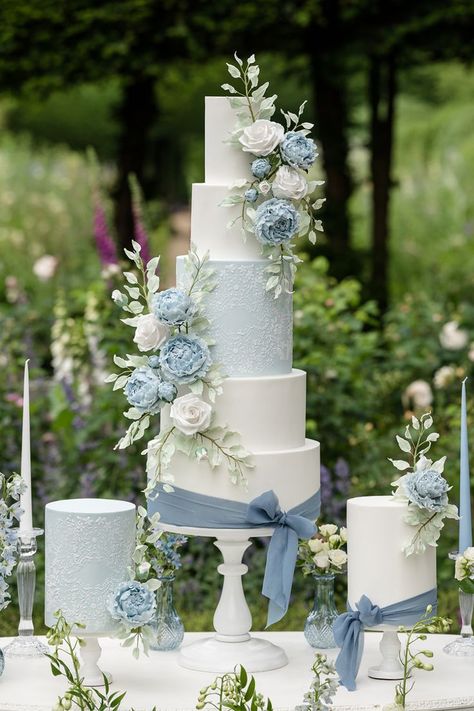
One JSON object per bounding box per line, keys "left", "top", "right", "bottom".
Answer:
{"left": 347, "top": 496, "right": 437, "bottom": 610}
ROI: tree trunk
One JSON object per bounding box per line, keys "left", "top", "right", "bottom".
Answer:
{"left": 369, "top": 54, "right": 396, "bottom": 312}
{"left": 113, "top": 74, "right": 157, "bottom": 252}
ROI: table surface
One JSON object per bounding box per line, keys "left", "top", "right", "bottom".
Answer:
{"left": 0, "top": 632, "right": 473, "bottom": 711}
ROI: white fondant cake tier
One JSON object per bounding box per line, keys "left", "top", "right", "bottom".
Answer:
{"left": 191, "top": 183, "right": 262, "bottom": 261}
{"left": 205, "top": 97, "right": 251, "bottom": 184}
{"left": 177, "top": 257, "right": 292, "bottom": 377}
{"left": 153, "top": 439, "right": 320, "bottom": 513}
{"left": 162, "top": 370, "right": 307, "bottom": 452}
{"left": 347, "top": 496, "right": 437, "bottom": 611}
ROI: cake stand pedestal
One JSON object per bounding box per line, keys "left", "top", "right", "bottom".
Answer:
{"left": 160, "top": 524, "right": 288, "bottom": 673}
{"left": 367, "top": 629, "right": 406, "bottom": 680}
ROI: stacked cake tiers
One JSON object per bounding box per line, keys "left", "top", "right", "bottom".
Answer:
{"left": 158, "top": 97, "right": 320, "bottom": 513}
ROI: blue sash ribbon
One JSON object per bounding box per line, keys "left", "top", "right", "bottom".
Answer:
{"left": 333, "top": 588, "right": 438, "bottom": 691}
{"left": 149, "top": 485, "right": 320, "bottom": 626}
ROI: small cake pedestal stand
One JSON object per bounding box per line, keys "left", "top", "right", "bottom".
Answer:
{"left": 161, "top": 523, "right": 288, "bottom": 673}
{"left": 367, "top": 628, "right": 406, "bottom": 681}
{"left": 80, "top": 635, "right": 112, "bottom": 687}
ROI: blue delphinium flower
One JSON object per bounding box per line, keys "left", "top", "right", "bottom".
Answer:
{"left": 405, "top": 468, "right": 449, "bottom": 511}
{"left": 152, "top": 288, "right": 196, "bottom": 327}
{"left": 244, "top": 188, "right": 258, "bottom": 203}
{"left": 251, "top": 158, "right": 271, "bottom": 179}
{"left": 124, "top": 366, "right": 164, "bottom": 414}
{"left": 159, "top": 335, "right": 211, "bottom": 385}
{"left": 151, "top": 533, "right": 187, "bottom": 578}
{"left": 254, "top": 198, "right": 300, "bottom": 246}
{"left": 280, "top": 131, "right": 317, "bottom": 170}
{"left": 108, "top": 580, "right": 156, "bottom": 628}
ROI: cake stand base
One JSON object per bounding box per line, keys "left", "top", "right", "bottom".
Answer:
{"left": 368, "top": 630, "right": 406, "bottom": 681}
{"left": 443, "top": 636, "right": 474, "bottom": 656}
{"left": 179, "top": 635, "right": 287, "bottom": 673}
{"left": 3, "top": 635, "right": 48, "bottom": 658}
{"left": 160, "top": 523, "right": 288, "bottom": 673}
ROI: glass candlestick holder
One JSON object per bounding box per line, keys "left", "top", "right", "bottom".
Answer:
{"left": 4, "top": 528, "right": 48, "bottom": 658}
{"left": 443, "top": 551, "right": 474, "bottom": 657}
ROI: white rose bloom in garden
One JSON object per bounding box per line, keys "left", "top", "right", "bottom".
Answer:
{"left": 319, "top": 523, "right": 338, "bottom": 537}
{"left": 328, "top": 549, "right": 348, "bottom": 568}
{"left": 133, "top": 314, "right": 170, "bottom": 352}
{"left": 433, "top": 365, "right": 455, "bottom": 389}
{"left": 314, "top": 552, "right": 330, "bottom": 569}
{"left": 33, "top": 254, "right": 58, "bottom": 281}
{"left": 170, "top": 393, "right": 212, "bottom": 436}
{"left": 339, "top": 527, "right": 348, "bottom": 543}
{"left": 239, "top": 119, "right": 285, "bottom": 156}
{"left": 403, "top": 379, "right": 433, "bottom": 410}
{"left": 439, "top": 320, "right": 468, "bottom": 350}
{"left": 272, "top": 166, "right": 308, "bottom": 200}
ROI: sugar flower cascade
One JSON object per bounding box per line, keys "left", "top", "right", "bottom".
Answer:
{"left": 221, "top": 53, "right": 325, "bottom": 298}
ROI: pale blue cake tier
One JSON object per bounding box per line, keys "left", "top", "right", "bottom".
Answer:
{"left": 177, "top": 257, "right": 293, "bottom": 377}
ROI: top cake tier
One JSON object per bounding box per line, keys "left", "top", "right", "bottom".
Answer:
{"left": 205, "top": 97, "right": 250, "bottom": 184}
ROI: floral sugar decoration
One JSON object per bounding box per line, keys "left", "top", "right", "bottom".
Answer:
{"left": 221, "top": 53, "right": 325, "bottom": 298}
{"left": 390, "top": 412, "right": 458, "bottom": 556}
{"left": 298, "top": 524, "right": 347, "bottom": 577}
{"left": 108, "top": 241, "right": 253, "bottom": 493}
{"left": 0, "top": 471, "right": 25, "bottom": 611}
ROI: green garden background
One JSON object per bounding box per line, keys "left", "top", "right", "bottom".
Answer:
{"left": 0, "top": 1, "right": 473, "bottom": 635}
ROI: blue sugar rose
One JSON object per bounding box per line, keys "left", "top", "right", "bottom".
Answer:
{"left": 244, "top": 188, "right": 258, "bottom": 203}
{"left": 254, "top": 198, "right": 300, "bottom": 246}
{"left": 159, "top": 335, "right": 211, "bottom": 385}
{"left": 280, "top": 131, "right": 317, "bottom": 170}
{"left": 108, "top": 580, "right": 156, "bottom": 628}
{"left": 124, "top": 366, "right": 163, "bottom": 414}
{"left": 152, "top": 288, "right": 196, "bottom": 327}
{"left": 251, "top": 158, "right": 271, "bottom": 179}
{"left": 405, "top": 468, "right": 449, "bottom": 511}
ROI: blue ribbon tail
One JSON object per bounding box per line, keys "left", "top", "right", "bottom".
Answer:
{"left": 262, "top": 525, "right": 298, "bottom": 627}
{"left": 333, "top": 612, "right": 364, "bottom": 692}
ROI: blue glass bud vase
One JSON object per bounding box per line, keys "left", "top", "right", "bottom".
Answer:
{"left": 149, "top": 576, "right": 184, "bottom": 651}
{"left": 0, "top": 646, "right": 4, "bottom": 677}
{"left": 304, "top": 573, "right": 338, "bottom": 649}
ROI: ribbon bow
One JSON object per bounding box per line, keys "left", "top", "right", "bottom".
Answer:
{"left": 333, "top": 588, "right": 438, "bottom": 691}
{"left": 246, "top": 490, "right": 316, "bottom": 627}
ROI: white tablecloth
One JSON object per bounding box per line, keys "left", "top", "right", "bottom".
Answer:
{"left": 0, "top": 632, "right": 473, "bottom": 711}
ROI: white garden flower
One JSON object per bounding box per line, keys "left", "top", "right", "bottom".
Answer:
{"left": 464, "top": 547, "right": 474, "bottom": 562}
{"left": 433, "top": 365, "right": 455, "bottom": 389}
{"left": 308, "top": 538, "right": 327, "bottom": 554}
{"left": 319, "top": 524, "right": 338, "bottom": 537}
{"left": 328, "top": 549, "right": 348, "bottom": 568}
{"left": 33, "top": 254, "right": 58, "bottom": 281}
{"left": 272, "top": 166, "right": 307, "bottom": 200}
{"left": 328, "top": 534, "right": 341, "bottom": 546}
{"left": 314, "top": 552, "right": 330, "bottom": 569}
{"left": 339, "top": 527, "right": 348, "bottom": 543}
{"left": 439, "top": 321, "right": 468, "bottom": 351}
{"left": 403, "top": 380, "right": 433, "bottom": 410}
{"left": 239, "top": 119, "right": 284, "bottom": 156}
{"left": 133, "top": 314, "right": 170, "bottom": 353}
{"left": 170, "top": 393, "right": 212, "bottom": 436}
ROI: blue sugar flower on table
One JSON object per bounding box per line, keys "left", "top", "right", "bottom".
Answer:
{"left": 404, "top": 468, "right": 450, "bottom": 511}
{"left": 159, "top": 334, "right": 211, "bottom": 385}
{"left": 251, "top": 158, "right": 271, "bottom": 179}
{"left": 254, "top": 198, "right": 300, "bottom": 246}
{"left": 152, "top": 288, "right": 196, "bottom": 327}
{"left": 280, "top": 131, "right": 317, "bottom": 170}
{"left": 108, "top": 580, "right": 156, "bottom": 628}
{"left": 124, "top": 366, "right": 164, "bottom": 414}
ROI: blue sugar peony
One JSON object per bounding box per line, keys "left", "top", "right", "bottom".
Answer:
{"left": 245, "top": 188, "right": 258, "bottom": 203}
{"left": 280, "top": 131, "right": 317, "bottom": 170}
{"left": 108, "top": 580, "right": 156, "bottom": 628}
{"left": 254, "top": 198, "right": 300, "bottom": 246}
{"left": 251, "top": 158, "right": 271, "bottom": 179}
{"left": 124, "top": 366, "right": 164, "bottom": 414}
{"left": 159, "top": 335, "right": 211, "bottom": 385}
{"left": 158, "top": 380, "right": 178, "bottom": 403}
{"left": 152, "top": 288, "right": 196, "bottom": 327}
{"left": 405, "top": 468, "right": 449, "bottom": 511}
{"left": 148, "top": 355, "right": 161, "bottom": 369}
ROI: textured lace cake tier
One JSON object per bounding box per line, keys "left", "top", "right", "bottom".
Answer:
{"left": 177, "top": 257, "right": 292, "bottom": 377}
{"left": 347, "top": 496, "right": 437, "bottom": 610}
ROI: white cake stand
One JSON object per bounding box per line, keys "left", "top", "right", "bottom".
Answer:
{"left": 159, "top": 523, "right": 288, "bottom": 673}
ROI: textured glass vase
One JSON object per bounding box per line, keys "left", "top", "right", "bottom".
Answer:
{"left": 149, "top": 577, "right": 184, "bottom": 651}
{"left": 304, "top": 574, "right": 338, "bottom": 649}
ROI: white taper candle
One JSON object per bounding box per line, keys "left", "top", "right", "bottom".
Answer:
{"left": 19, "top": 360, "right": 33, "bottom": 531}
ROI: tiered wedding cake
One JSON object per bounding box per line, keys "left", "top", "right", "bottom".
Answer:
{"left": 158, "top": 97, "right": 320, "bottom": 513}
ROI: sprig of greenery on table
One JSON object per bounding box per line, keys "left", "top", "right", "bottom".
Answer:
{"left": 389, "top": 606, "right": 451, "bottom": 710}
{"left": 196, "top": 665, "right": 273, "bottom": 711}
{"left": 296, "top": 654, "right": 339, "bottom": 711}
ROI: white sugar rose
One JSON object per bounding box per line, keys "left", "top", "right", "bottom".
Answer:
{"left": 170, "top": 393, "right": 212, "bottom": 436}
{"left": 319, "top": 524, "right": 338, "bottom": 538}
{"left": 272, "top": 166, "right": 308, "bottom": 200}
{"left": 239, "top": 119, "right": 284, "bottom": 156}
{"left": 314, "top": 552, "right": 330, "bottom": 569}
{"left": 133, "top": 314, "right": 170, "bottom": 352}
{"left": 328, "top": 549, "right": 348, "bottom": 568}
